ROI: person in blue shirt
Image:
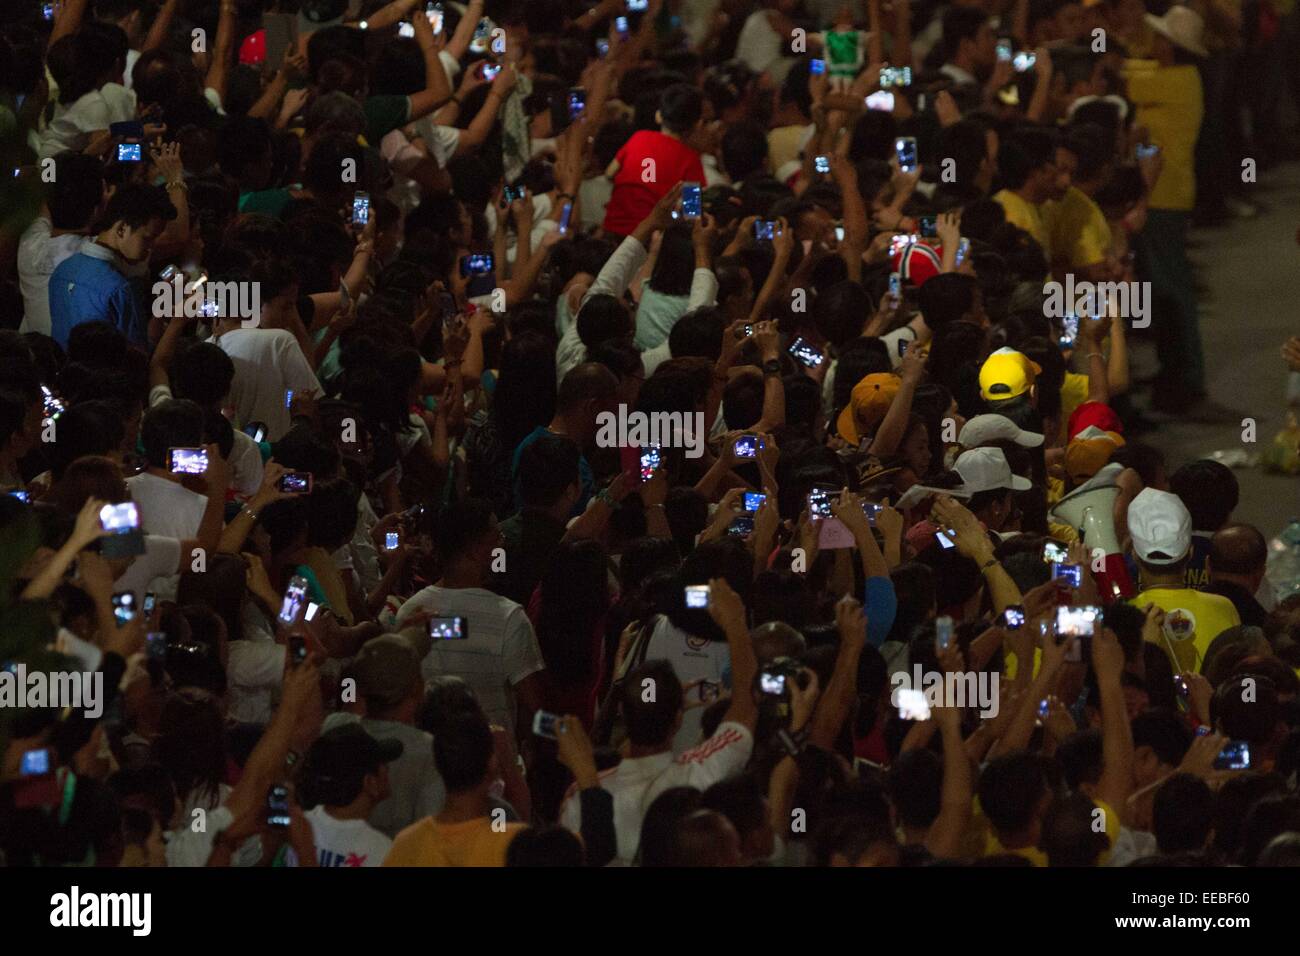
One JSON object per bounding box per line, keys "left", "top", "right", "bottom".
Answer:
{"left": 48, "top": 183, "right": 176, "bottom": 352}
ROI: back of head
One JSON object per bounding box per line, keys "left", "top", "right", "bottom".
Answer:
{"left": 556, "top": 362, "right": 619, "bottom": 413}
{"left": 1152, "top": 773, "right": 1214, "bottom": 854}
{"left": 140, "top": 399, "right": 204, "bottom": 470}
{"left": 621, "top": 660, "right": 684, "bottom": 748}
{"left": 1170, "top": 459, "right": 1238, "bottom": 532}
{"left": 516, "top": 434, "right": 581, "bottom": 509}
{"left": 658, "top": 83, "right": 704, "bottom": 136}
{"left": 433, "top": 711, "right": 495, "bottom": 794}
{"left": 978, "top": 753, "right": 1048, "bottom": 836}
{"left": 47, "top": 153, "right": 106, "bottom": 231}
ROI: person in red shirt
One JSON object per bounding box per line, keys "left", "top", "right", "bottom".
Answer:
{"left": 602, "top": 83, "right": 707, "bottom": 238}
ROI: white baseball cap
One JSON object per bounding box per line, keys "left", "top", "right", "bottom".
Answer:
{"left": 959, "top": 414, "right": 1044, "bottom": 449}
{"left": 953, "top": 447, "right": 1032, "bottom": 494}
{"left": 1127, "top": 488, "right": 1192, "bottom": 564}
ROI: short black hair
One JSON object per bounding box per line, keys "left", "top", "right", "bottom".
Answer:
{"left": 621, "top": 660, "right": 684, "bottom": 747}
{"left": 978, "top": 753, "right": 1048, "bottom": 834}
{"left": 943, "top": 7, "right": 989, "bottom": 56}
{"left": 1169, "top": 459, "right": 1238, "bottom": 531}
{"left": 505, "top": 825, "right": 585, "bottom": 866}
{"left": 93, "top": 183, "right": 177, "bottom": 233}
{"left": 888, "top": 749, "right": 943, "bottom": 828}
{"left": 47, "top": 154, "right": 106, "bottom": 230}
{"left": 917, "top": 273, "right": 978, "bottom": 331}
{"left": 433, "top": 711, "right": 495, "bottom": 793}
{"left": 516, "top": 434, "right": 581, "bottom": 509}
{"left": 997, "top": 127, "right": 1057, "bottom": 190}
{"left": 658, "top": 83, "right": 704, "bottom": 135}
{"left": 169, "top": 341, "right": 235, "bottom": 407}
{"left": 1131, "top": 708, "right": 1193, "bottom": 767}
{"left": 1153, "top": 773, "right": 1214, "bottom": 854}
{"left": 434, "top": 497, "right": 497, "bottom": 564}
{"left": 721, "top": 121, "right": 769, "bottom": 182}
{"left": 140, "top": 399, "right": 205, "bottom": 470}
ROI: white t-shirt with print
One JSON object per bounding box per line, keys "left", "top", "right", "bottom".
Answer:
{"left": 558, "top": 721, "right": 753, "bottom": 863}
{"left": 115, "top": 534, "right": 182, "bottom": 606}
{"left": 211, "top": 327, "right": 322, "bottom": 441}
{"left": 393, "top": 585, "right": 545, "bottom": 738}
{"left": 643, "top": 616, "right": 732, "bottom": 752}
{"left": 126, "top": 471, "right": 207, "bottom": 540}
{"left": 286, "top": 806, "right": 392, "bottom": 867}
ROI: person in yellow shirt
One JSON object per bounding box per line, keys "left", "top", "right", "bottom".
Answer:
{"left": 1043, "top": 127, "right": 1115, "bottom": 280}
{"left": 977, "top": 753, "right": 1052, "bottom": 865}
{"left": 993, "top": 126, "right": 1069, "bottom": 261}
{"left": 1122, "top": 7, "right": 1209, "bottom": 414}
{"left": 384, "top": 712, "right": 525, "bottom": 866}
{"left": 1125, "top": 488, "right": 1240, "bottom": 674}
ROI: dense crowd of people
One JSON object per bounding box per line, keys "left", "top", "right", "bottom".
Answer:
{"left": 2, "top": 0, "right": 1300, "bottom": 869}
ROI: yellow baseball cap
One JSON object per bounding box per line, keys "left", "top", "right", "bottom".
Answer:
{"left": 1064, "top": 427, "right": 1126, "bottom": 482}
{"left": 979, "top": 348, "right": 1042, "bottom": 401}
{"left": 836, "top": 373, "right": 900, "bottom": 445}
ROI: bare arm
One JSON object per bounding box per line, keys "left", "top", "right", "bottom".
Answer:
{"left": 205, "top": 0, "right": 238, "bottom": 105}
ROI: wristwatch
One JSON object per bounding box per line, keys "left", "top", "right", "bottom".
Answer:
{"left": 762, "top": 358, "right": 781, "bottom": 377}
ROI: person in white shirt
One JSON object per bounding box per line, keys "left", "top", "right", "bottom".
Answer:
{"left": 17, "top": 154, "right": 105, "bottom": 337}
{"left": 288, "top": 723, "right": 402, "bottom": 867}
{"left": 558, "top": 577, "right": 761, "bottom": 863}
{"left": 126, "top": 399, "right": 212, "bottom": 539}
{"left": 393, "top": 499, "right": 546, "bottom": 744}
{"left": 41, "top": 23, "right": 137, "bottom": 159}
{"left": 209, "top": 293, "right": 323, "bottom": 443}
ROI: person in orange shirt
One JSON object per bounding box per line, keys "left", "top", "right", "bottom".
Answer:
{"left": 383, "top": 711, "right": 525, "bottom": 866}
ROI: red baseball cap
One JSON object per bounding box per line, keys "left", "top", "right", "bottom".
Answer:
{"left": 1067, "top": 401, "right": 1123, "bottom": 441}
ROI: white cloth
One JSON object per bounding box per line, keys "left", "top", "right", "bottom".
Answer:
{"left": 286, "top": 805, "right": 392, "bottom": 867}
{"left": 115, "top": 534, "right": 182, "bottom": 608}
{"left": 394, "top": 585, "right": 545, "bottom": 739}
{"left": 125, "top": 472, "right": 207, "bottom": 540}
{"left": 736, "top": 12, "right": 785, "bottom": 79}
{"left": 146, "top": 383, "right": 264, "bottom": 497}
{"left": 41, "top": 84, "right": 137, "bottom": 158}
{"left": 211, "top": 327, "right": 322, "bottom": 441}
{"left": 558, "top": 721, "right": 753, "bottom": 863}
{"left": 642, "top": 615, "right": 732, "bottom": 752}
{"left": 17, "top": 217, "right": 89, "bottom": 336}
{"left": 226, "top": 633, "right": 285, "bottom": 727}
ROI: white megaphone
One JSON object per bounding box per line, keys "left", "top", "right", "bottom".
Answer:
{"left": 1050, "top": 462, "right": 1135, "bottom": 599}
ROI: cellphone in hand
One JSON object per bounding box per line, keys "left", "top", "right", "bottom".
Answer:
{"left": 305, "top": 602, "right": 320, "bottom": 623}
{"left": 810, "top": 58, "right": 826, "bottom": 75}
{"left": 1135, "top": 143, "right": 1161, "bottom": 159}
{"left": 1042, "top": 541, "right": 1068, "bottom": 564}
{"left": 112, "top": 592, "right": 136, "bottom": 626}
{"left": 533, "top": 710, "right": 561, "bottom": 739}
{"left": 279, "top": 576, "right": 309, "bottom": 625}
{"left": 428, "top": 616, "right": 468, "bottom": 640}
{"left": 754, "top": 220, "right": 776, "bottom": 241}
{"left": 168, "top": 447, "right": 208, "bottom": 475}
{"left": 1052, "top": 563, "right": 1082, "bottom": 588}
{"left": 733, "top": 434, "right": 759, "bottom": 459}
{"left": 743, "top": 491, "right": 767, "bottom": 512}
{"left": 1059, "top": 313, "right": 1080, "bottom": 349}
{"left": 43, "top": 2, "right": 56, "bottom": 20}
{"left": 244, "top": 422, "right": 268, "bottom": 443}
{"left": 807, "top": 487, "right": 834, "bottom": 519}
{"left": 384, "top": 531, "right": 400, "bottom": 551}
{"left": 1013, "top": 51, "right": 1037, "bottom": 72}
{"left": 788, "top": 336, "right": 825, "bottom": 368}
{"left": 684, "top": 584, "right": 710, "bottom": 609}
{"left": 894, "top": 137, "right": 918, "bottom": 173}
{"left": 21, "top": 748, "right": 52, "bottom": 777}
{"left": 1214, "top": 740, "right": 1251, "bottom": 770}
{"left": 1002, "top": 605, "right": 1026, "bottom": 629}
{"left": 935, "top": 615, "right": 954, "bottom": 651}
{"left": 459, "top": 253, "right": 494, "bottom": 277}
{"left": 814, "top": 155, "right": 830, "bottom": 174}
{"left": 726, "top": 514, "right": 754, "bottom": 536}
{"left": 266, "top": 784, "right": 292, "bottom": 829}
{"left": 567, "top": 88, "right": 586, "bottom": 120}
{"left": 639, "top": 444, "right": 661, "bottom": 482}
{"left": 1055, "top": 604, "right": 1099, "bottom": 639}
{"left": 352, "top": 191, "right": 371, "bottom": 227}
{"left": 277, "top": 471, "right": 312, "bottom": 495}
{"left": 596, "top": 38, "right": 610, "bottom": 58}
{"left": 680, "top": 182, "right": 702, "bottom": 220}
{"left": 862, "top": 501, "right": 881, "bottom": 526}
{"left": 558, "top": 201, "right": 573, "bottom": 236}
{"left": 117, "top": 142, "right": 143, "bottom": 163}
{"left": 996, "top": 38, "right": 1013, "bottom": 62}
{"left": 897, "top": 687, "right": 931, "bottom": 721}
{"left": 955, "top": 237, "right": 970, "bottom": 267}
{"left": 865, "top": 90, "right": 894, "bottom": 112}
{"left": 480, "top": 61, "right": 502, "bottom": 81}
{"left": 935, "top": 530, "right": 956, "bottom": 549}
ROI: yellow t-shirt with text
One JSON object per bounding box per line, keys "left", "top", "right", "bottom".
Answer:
{"left": 1130, "top": 586, "right": 1240, "bottom": 674}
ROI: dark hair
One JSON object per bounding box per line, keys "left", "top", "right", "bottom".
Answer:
{"left": 536, "top": 540, "right": 611, "bottom": 685}
{"left": 942, "top": 7, "right": 988, "bottom": 57}
{"left": 977, "top": 753, "right": 1048, "bottom": 834}
{"left": 307, "top": 477, "right": 361, "bottom": 551}
{"left": 997, "top": 127, "right": 1057, "bottom": 191}
{"left": 1153, "top": 773, "right": 1214, "bottom": 854}
{"left": 1131, "top": 708, "right": 1193, "bottom": 767}
{"left": 721, "top": 121, "right": 769, "bottom": 183}
{"left": 556, "top": 362, "right": 619, "bottom": 412}
{"left": 46, "top": 154, "right": 106, "bottom": 230}
{"left": 494, "top": 332, "right": 558, "bottom": 454}
{"left": 434, "top": 498, "right": 497, "bottom": 565}
{"left": 168, "top": 341, "right": 235, "bottom": 407}
{"left": 648, "top": 224, "right": 695, "bottom": 297}
{"left": 433, "top": 711, "right": 496, "bottom": 793}
{"left": 668, "top": 307, "right": 727, "bottom": 360}
{"left": 658, "top": 83, "right": 704, "bottom": 135}
{"left": 516, "top": 434, "right": 581, "bottom": 509}
{"left": 621, "top": 660, "right": 684, "bottom": 747}
{"left": 505, "top": 825, "right": 585, "bottom": 866}
{"left": 139, "top": 399, "right": 205, "bottom": 470}
{"left": 889, "top": 749, "right": 943, "bottom": 828}
{"left": 1042, "top": 793, "right": 1110, "bottom": 866}
{"left": 93, "top": 183, "right": 177, "bottom": 234}
{"left": 216, "top": 115, "right": 274, "bottom": 180}
{"left": 1169, "top": 459, "right": 1238, "bottom": 531}
{"left": 575, "top": 295, "right": 632, "bottom": 350}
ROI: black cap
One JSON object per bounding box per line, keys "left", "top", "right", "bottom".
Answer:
{"left": 305, "top": 723, "right": 403, "bottom": 805}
